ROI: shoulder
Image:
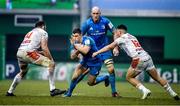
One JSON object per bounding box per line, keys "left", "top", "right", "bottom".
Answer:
{"left": 85, "top": 18, "right": 93, "bottom": 24}
{"left": 101, "top": 16, "right": 110, "bottom": 23}
{"left": 115, "top": 35, "right": 125, "bottom": 44}
{"left": 83, "top": 36, "right": 93, "bottom": 45}
{"left": 39, "top": 28, "right": 48, "bottom": 37}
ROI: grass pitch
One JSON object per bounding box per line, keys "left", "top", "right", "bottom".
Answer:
{"left": 0, "top": 80, "right": 179, "bottom": 105}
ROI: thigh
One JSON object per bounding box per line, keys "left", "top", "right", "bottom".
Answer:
{"left": 26, "top": 51, "right": 53, "bottom": 67}
{"left": 101, "top": 51, "right": 112, "bottom": 61}
{"left": 147, "top": 68, "right": 160, "bottom": 81}
{"left": 72, "top": 64, "right": 87, "bottom": 79}
{"left": 146, "top": 57, "right": 155, "bottom": 71}
{"left": 131, "top": 58, "right": 146, "bottom": 73}
{"left": 126, "top": 67, "right": 141, "bottom": 78}
{"left": 89, "top": 65, "right": 101, "bottom": 76}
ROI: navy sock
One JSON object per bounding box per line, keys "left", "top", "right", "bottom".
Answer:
{"left": 109, "top": 73, "right": 116, "bottom": 93}
{"left": 67, "top": 79, "right": 78, "bottom": 96}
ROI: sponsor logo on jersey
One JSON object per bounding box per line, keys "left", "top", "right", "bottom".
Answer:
{"left": 90, "top": 27, "right": 93, "bottom": 30}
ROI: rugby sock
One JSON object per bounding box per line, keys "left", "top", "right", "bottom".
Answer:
{"left": 163, "top": 83, "right": 177, "bottom": 97}
{"left": 95, "top": 75, "right": 109, "bottom": 85}
{"left": 109, "top": 73, "right": 116, "bottom": 93}
{"left": 136, "top": 83, "right": 148, "bottom": 93}
{"left": 49, "top": 71, "right": 55, "bottom": 91}
{"left": 8, "top": 74, "right": 22, "bottom": 93}
{"left": 67, "top": 79, "right": 78, "bottom": 96}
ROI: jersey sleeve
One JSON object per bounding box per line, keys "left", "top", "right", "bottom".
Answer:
{"left": 84, "top": 38, "right": 91, "bottom": 47}
{"left": 81, "top": 21, "right": 89, "bottom": 35}
{"left": 114, "top": 37, "right": 123, "bottom": 45}
{"left": 43, "top": 32, "right": 48, "bottom": 40}
{"left": 105, "top": 18, "right": 115, "bottom": 33}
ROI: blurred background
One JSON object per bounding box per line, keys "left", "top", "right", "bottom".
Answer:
{"left": 0, "top": 0, "right": 180, "bottom": 84}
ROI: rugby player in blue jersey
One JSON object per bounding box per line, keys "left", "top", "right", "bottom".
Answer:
{"left": 64, "top": 28, "right": 109, "bottom": 97}
{"left": 81, "top": 6, "right": 119, "bottom": 97}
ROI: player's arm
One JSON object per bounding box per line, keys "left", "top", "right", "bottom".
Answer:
{"left": 70, "top": 49, "right": 80, "bottom": 60}
{"left": 74, "top": 44, "right": 90, "bottom": 55}
{"left": 113, "top": 30, "right": 120, "bottom": 56}
{"left": 106, "top": 18, "right": 120, "bottom": 56}
{"left": 41, "top": 36, "right": 53, "bottom": 61}
{"left": 92, "top": 42, "right": 117, "bottom": 57}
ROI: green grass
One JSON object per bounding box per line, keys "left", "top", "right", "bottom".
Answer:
{"left": 0, "top": 0, "right": 75, "bottom": 9}
{"left": 0, "top": 80, "right": 179, "bottom": 105}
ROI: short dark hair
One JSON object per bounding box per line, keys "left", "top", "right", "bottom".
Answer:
{"left": 72, "top": 28, "right": 81, "bottom": 34}
{"left": 117, "top": 24, "right": 127, "bottom": 31}
{"left": 35, "top": 21, "right": 45, "bottom": 27}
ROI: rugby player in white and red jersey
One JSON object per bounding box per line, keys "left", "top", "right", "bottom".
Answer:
{"left": 92, "top": 24, "right": 179, "bottom": 100}
{"left": 6, "top": 21, "right": 66, "bottom": 97}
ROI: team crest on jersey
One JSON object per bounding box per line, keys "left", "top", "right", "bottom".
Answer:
{"left": 101, "top": 25, "right": 105, "bottom": 29}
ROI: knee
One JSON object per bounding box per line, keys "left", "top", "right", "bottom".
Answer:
{"left": 19, "top": 65, "right": 28, "bottom": 78}
{"left": 87, "top": 81, "right": 94, "bottom": 86}
{"left": 104, "top": 59, "right": 114, "bottom": 74}
{"left": 106, "top": 64, "right": 115, "bottom": 74}
{"left": 19, "top": 71, "right": 27, "bottom": 78}
{"left": 48, "top": 61, "right": 55, "bottom": 70}
{"left": 126, "top": 74, "right": 131, "bottom": 82}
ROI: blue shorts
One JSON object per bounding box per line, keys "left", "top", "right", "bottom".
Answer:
{"left": 80, "top": 61, "right": 102, "bottom": 76}
{"left": 100, "top": 50, "right": 112, "bottom": 61}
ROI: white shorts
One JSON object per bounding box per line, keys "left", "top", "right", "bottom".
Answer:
{"left": 131, "top": 56, "right": 155, "bottom": 72}
{"left": 17, "top": 50, "right": 53, "bottom": 67}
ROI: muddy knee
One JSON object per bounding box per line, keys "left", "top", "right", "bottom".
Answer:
{"left": 87, "top": 82, "right": 94, "bottom": 86}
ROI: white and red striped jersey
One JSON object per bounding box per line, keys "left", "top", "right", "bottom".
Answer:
{"left": 115, "top": 33, "right": 149, "bottom": 60}
{"left": 18, "top": 28, "right": 48, "bottom": 51}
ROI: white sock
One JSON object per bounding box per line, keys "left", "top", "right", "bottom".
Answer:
{"left": 8, "top": 74, "right": 22, "bottom": 93}
{"left": 136, "top": 83, "right": 149, "bottom": 93}
{"left": 49, "top": 71, "right": 55, "bottom": 91}
{"left": 164, "top": 83, "right": 177, "bottom": 97}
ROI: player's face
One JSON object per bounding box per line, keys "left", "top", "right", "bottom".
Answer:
{"left": 116, "top": 29, "right": 124, "bottom": 37}
{"left": 72, "top": 33, "right": 82, "bottom": 43}
{"left": 91, "top": 10, "right": 100, "bottom": 22}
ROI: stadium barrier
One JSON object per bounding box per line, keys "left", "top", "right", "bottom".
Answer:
{"left": 0, "top": 35, "right": 5, "bottom": 80}
{"left": 5, "top": 62, "right": 180, "bottom": 84}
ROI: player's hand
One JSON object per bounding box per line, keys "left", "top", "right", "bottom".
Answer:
{"left": 74, "top": 43, "right": 82, "bottom": 50}
{"left": 113, "top": 47, "right": 119, "bottom": 56}
{"left": 92, "top": 52, "right": 98, "bottom": 58}
{"left": 69, "top": 36, "right": 74, "bottom": 45}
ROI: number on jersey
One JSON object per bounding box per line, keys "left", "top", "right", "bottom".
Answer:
{"left": 131, "top": 40, "right": 141, "bottom": 47}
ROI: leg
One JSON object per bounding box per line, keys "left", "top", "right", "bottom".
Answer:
{"left": 126, "top": 67, "right": 141, "bottom": 87}
{"left": 34, "top": 53, "right": 66, "bottom": 96}
{"left": 87, "top": 66, "right": 109, "bottom": 86}
{"left": 126, "top": 66, "right": 151, "bottom": 99}
{"left": 6, "top": 60, "right": 28, "bottom": 96}
{"left": 65, "top": 64, "right": 87, "bottom": 97}
{"left": 104, "top": 58, "right": 119, "bottom": 97}
{"left": 74, "top": 64, "right": 89, "bottom": 84}
{"left": 147, "top": 68, "right": 179, "bottom": 100}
